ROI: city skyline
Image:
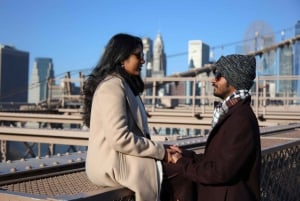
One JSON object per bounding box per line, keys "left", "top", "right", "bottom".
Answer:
{"left": 1, "top": 0, "right": 299, "bottom": 77}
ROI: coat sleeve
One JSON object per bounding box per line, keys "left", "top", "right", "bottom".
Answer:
{"left": 92, "top": 78, "right": 165, "bottom": 160}
{"left": 176, "top": 110, "right": 257, "bottom": 185}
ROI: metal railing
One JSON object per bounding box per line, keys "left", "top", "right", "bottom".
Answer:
{"left": 0, "top": 140, "right": 298, "bottom": 201}
{"left": 0, "top": 125, "right": 299, "bottom": 200}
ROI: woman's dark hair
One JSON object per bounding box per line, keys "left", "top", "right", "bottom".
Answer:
{"left": 82, "top": 33, "right": 144, "bottom": 127}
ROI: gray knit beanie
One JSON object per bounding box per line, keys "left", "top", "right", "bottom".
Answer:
{"left": 214, "top": 54, "right": 256, "bottom": 90}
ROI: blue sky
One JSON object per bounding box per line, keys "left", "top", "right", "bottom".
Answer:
{"left": 1, "top": 0, "right": 299, "bottom": 78}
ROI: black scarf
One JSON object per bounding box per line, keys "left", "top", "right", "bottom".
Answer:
{"left": 116, "top": 67, "right": 144, "bottom": 96}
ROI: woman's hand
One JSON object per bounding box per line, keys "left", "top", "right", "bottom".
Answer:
{"left": 164, "top": 145, "right": 183, "bottom": 163}
{"left": 169, "top": 145, "right": 182, "bottom": 153}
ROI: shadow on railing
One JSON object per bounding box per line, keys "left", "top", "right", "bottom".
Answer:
{"left": 0, "top": 138, "right": 298, "bottom": 201}
{"left": 261, "top": 140, "right": 300, "bottom": 201}
{"left": 109, "top": 139, "right": 300, "bottom": 201}
{"left": 98, "top": 139, "right": 300, "bottom": 201}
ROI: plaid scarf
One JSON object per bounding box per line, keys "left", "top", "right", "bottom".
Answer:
{"left": 211, "top": 90, "right": 250, "bottom": 128}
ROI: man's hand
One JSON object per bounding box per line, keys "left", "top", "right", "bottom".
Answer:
{"left": 163, "top": 148, "right": 176, "bottom": 163}
{"left": 170, "top": 151, "right": 182, "bottom": 163}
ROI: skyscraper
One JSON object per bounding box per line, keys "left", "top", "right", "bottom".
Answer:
{"left": 152, "top": 33, "right": 166, "bottom": 77}
{"left": 186, "top": 40, "right": 210, "bottom": 105}
{"left": 279, "top": 44, "right": 293, "bottom": 96}
{"left": 0, "top": 45, "right": 29, "bottom": 102}
{"left": 188, "top": 40, "right": 210, "bottom": 68}
{"left": 294, "top": 20, "right": 300, "bottom": 101}
{"left": 28, "top": 58, "right": 54, "bottom": 103}
{"left": 142, "top": 37, "right": 153, "bottom": 104}
{"left": 142, "top": 37, "right": 153, "bottom": 78}
{"left": 260, "top": 35, "right": 276, "bottom": 76}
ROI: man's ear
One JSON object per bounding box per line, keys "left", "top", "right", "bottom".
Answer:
{"left": 227, "top": 82, "right": 236, "bottom": 93}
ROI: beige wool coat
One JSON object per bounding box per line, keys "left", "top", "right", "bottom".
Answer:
{"left": 85, "top": 75, "right": 166, "bottom": 201}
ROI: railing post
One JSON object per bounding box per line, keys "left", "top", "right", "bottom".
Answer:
{"left": 79, "top": 72, "right": 85, "bottom": 95}
{"left": 255, "top": 76, "right": 259, "bottom": 117}
{"left": 263, "top": 79, "right": 267, "bottom": 116}
{"left": 151, "top": 81, "right": 157, "bottom": 112}
{"left": 201, "top": 78, "right": 206, "bottom": 115}
{"left": 47, "top": 78, "right": 52, "bottom": 109}
{"left": 0, "top": 140, "right": 6, "bottom": 162}
{"left": 192, "top": 77, "right": 196, "bottom": 114}
{"left": 48, "top": 143, "right": 54, "bottom": 156}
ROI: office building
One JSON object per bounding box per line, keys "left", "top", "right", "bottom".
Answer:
{"left": 28, "top": 58, "right": 55, "bottom": 103}
{"left": 294, "top": 20, "right": 300, "bottom": 101}
{"left": 279, "top": 44, "right": 293, "bottom": 97}
{"left": 186, "top": 40, "right": 210, "bottom": 105}
{"left": 260, "top": 35, "right": 276, "bottom": 76}
{"left": 0, "top": 45, "right": 29, "bottom": 102}
{"left": 188, "top": 40, "right": 210, "bottom": 68}
{"left": 152, "top": 33, "right": 167, "bottom": 77}
{"left": 141, "top": 38, "right": 153, "bottom": 104}
{"left": 142, "top": 37, "right": 153, "bottom": 78}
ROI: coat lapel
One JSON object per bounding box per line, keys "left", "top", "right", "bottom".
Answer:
{"left": 207, "top": 99, "right": 244, "bottom": 146}
{"left": 207, "top": 108, "right": 233, "bottom": 146}
{"left": 124, "top": 83, "right": 145, "bottom": 136}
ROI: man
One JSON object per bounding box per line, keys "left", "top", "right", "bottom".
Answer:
{"left": 169, "top": 54, "right": 261, "bottom": 201}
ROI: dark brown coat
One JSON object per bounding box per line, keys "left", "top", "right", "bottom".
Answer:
{"left": 177, "top": 97, "right": 261, "bottom": 201}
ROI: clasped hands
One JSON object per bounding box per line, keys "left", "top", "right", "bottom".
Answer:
{"left": 164, "top": 145, "right": 182, "bottom": 164}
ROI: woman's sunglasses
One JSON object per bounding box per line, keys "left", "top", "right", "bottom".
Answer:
{"left": 213, "top": 70, "right": 223, "bottom": 81}
{"left": 132, "top": 51, "right": 144, "bottom": 60}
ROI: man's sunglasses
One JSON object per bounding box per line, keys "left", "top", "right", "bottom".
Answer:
{"left": 213, "top": 70, "right": 223, "bottom": 81}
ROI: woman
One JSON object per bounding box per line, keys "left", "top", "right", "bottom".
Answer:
{"left": 83, "top": 33, "right": 196, "bottom": 201}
